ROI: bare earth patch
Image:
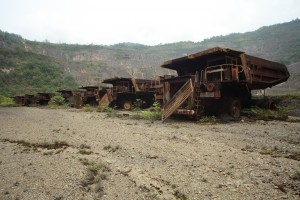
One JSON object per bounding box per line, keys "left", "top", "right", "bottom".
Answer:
{"left": 0, "top": 107, "right": 299, "bottom": 199}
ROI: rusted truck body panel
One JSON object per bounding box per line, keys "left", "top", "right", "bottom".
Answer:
{"left": 12, "top": 96, "right": 25, "bottom": 105}
{"left": 79, "top": 86, "right": 101, "bottom": 106}
{"left": 102, "top": 77, "right": 155, "bottom": 110}
{"left": 71, "top": 90, "right": 85, "bottom": 108}
{"left": 35, "top": 92, "right": 53, "bottom": 105}
{"left": 71, "top": 86, "right": 100, "bottom": 108}
{"left": 161, "top": 47, "right": 290, "bottom": 120}
{"left": 56, "top": 90, "right": 74, "bottom": 103}
{"left": 23, "top": 94, "right": 36, "bottom": 106}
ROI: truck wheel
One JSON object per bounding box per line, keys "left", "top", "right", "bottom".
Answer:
{"left": 228, "top": 98, "right": 241, "bottom": 119}
{"left": 122, "top": 100, "right": 132, "bottom": 110}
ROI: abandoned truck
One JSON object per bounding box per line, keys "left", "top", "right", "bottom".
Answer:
{"left": 70, "top": 86, "right": 110, "bottom": 108}
{"left": 102, "top": 77, "right": 156, "bottom": 110}
{"left": 161, "top": 47, "right": 290, "bottom": 121}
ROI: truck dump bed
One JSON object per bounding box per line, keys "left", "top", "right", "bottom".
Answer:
{"left": 161, "top": 47, "right": 289, "bottom": 89}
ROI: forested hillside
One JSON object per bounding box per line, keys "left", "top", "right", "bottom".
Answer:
{"left": 0, "top": 33, "right": 78, "bottom": 96}
{"left": 0, "top": 19, "right": 300, "bottom": 96}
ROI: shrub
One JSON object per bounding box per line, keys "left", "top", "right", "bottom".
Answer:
{"left": 131, "top": 101, "right": 162, "bottom": 121}
{"left": 150, "top": 101, "right": 161, "bottom": 112}
{"left": 0, "top": 95, "right": 18, "bottom": 106}
{"left": 49, "top": 95, "right": 65, "bottom": 105}
{"left": 133, "top": 99, "right": 144, "bottom": 111}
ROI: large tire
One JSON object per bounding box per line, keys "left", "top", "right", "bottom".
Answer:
{"left": 122, "top": 100, "right": 133, "bottom": 110}
{"left": 228, "top": 98, "right": 241, "bottom": 119}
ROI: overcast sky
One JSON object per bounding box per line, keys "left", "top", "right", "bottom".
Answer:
{"left": 0, "top": 0, "right": 299, "bottom": 46}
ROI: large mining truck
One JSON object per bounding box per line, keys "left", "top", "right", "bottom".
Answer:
{"left": 102, "top": 77, "right": 156, "bottom": 110}
{"left": 161, "top": 47, "right": 290, "bottom": 121}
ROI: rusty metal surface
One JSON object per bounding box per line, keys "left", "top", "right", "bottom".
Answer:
{"left": 12, "top": 96, "right": 24, "bottom": 105}
{"left": 245, "top": 54, "right": 290, "bottom": 89}
{"left": 23, "top": 94, "right": 36, "bottom": 106}
{"left": 35, "top": 92, "right": 53, "bottom": 105}
{"left": 101, "top": 77, "right": 158, "bottom": 110}
{"left": 174, "top": 109, "right": 195, "bottom": 116}
{"left": 161, "top": 47, "right": 243, "bottom": 71}
{"left": 161, "top": 47, "right": 289, "bottom": 89}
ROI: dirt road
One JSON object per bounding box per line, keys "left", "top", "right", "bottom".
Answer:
{"left": 0, "top": 107, "right": 299, "bottom": 200}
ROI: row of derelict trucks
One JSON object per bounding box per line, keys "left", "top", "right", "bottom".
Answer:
{"left": 12, "top": 47, "right": 290, "bottom": 121}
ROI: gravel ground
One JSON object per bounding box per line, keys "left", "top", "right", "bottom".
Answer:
{"left": 0, "top": 107, "right": 299, "bottom": 200}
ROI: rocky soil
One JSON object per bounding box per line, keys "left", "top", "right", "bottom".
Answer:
{"left": 0, "top": 107, "right": 299, "bottom": 200}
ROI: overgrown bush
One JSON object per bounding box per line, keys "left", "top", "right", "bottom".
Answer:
{"left": 133, "top": 99, "right": 144, "bottom": 111}
{"left": 49, "top": 95, "right": 65, "bottom": 105}
{"left": 0, "top": 95, "right": 17, "bottom": 106}
{"left": 131, "top": 101, "right": 162, "bottom": 121}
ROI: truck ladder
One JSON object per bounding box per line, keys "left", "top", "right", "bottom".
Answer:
{"left": 162, "top": 79, "right": 194, "bottom": 121}
{"left": 194, "top": 84, "right": 202, "bottom": 118}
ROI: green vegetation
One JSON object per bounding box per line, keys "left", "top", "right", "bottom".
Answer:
{"left": 0, "top": 95, "right": 17, "bottom": 106}
{"left": 81, "top": 104, "right": 96, "bottom": 112}
{"left": 242, "top": 106, "right": 289, "bottom": 121}
{"left": 131, "top": 101, "right": 162, "bottom": 121}
{"left": 199, "top": 116, "right": 217, "bottom": 123}
{"left": 48, "top": 94, "right": 70, "bottom": 109}
{"left": 49, "top": 94, "right": 65, "bottom": 105}
{"left": 0, "top": 30, "right": 78, "bottom": 97}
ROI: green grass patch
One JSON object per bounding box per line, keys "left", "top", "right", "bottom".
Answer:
{"left": 131, "top": 101, "right": 162, "bottom": 121}
{"left": 199, "top": 116, "right": 217, "bottom": 123}
{"left": 81, "top": 104, "right": 96, "bottom": 112}
{"left": 131, "top": 110, "right": 162, "bottom": 121}
{"left": 242, "top": 106, "right": 289, "bottom": 120}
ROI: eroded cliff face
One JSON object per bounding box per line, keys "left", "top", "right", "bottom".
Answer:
{"left": 26, "top": 44, "right": 175, "bottom": 85}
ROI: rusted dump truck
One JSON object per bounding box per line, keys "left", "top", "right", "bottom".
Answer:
{"left": 35, "top": 92, "right": 53, "bottom": 105}
{"left": 71, "top": 86, "right": 100, "bottom": 108}
{"left": 102, "top": 77, "right": 156, "bottom": 110}
{"left": 23, "top": 94, "right": 36, "bottom": 106}
{"left": 161, "top": 47, "right": 290, "bottom": 120}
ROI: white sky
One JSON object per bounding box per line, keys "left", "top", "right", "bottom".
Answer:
{"left": 0, "top": 0, "right": 299, "bottom": 46}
